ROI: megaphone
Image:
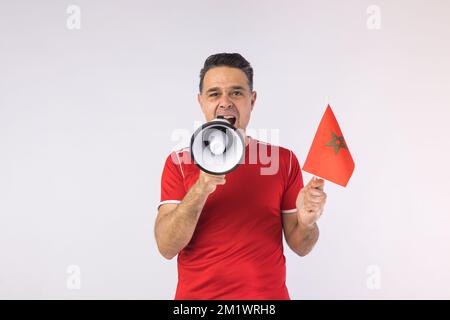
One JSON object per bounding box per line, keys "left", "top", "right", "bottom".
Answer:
{"left": 190, "top": 116, "right": 245, "bottom": 175}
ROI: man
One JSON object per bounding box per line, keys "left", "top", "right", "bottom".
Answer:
{"left": 155, "top": 53, "right": 327, "bottom": 299}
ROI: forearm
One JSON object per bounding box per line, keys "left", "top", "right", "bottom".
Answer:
{"left": 287, "top": 221, "right": 320, "bottom": 257}
{"left": 156, "top": 181, "right": 209, "bottom": 259}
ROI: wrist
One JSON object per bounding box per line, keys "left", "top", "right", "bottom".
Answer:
{"left": 297, "top": 218, "right": 316, "bottom": 231}
{"left": 193, "top": 179, "right": 211, "bottom": 196}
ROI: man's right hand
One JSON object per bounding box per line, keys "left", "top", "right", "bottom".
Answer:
{"left": 195, "top": 171, "right": 226, "bottom": 195}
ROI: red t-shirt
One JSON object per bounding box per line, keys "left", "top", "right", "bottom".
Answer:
{"left": 159, "top": 137, "right": 304, "bottom": 299}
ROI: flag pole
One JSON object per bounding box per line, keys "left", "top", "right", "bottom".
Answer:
{"left": 311, "top": 95, "right": 331, "bottom": 187}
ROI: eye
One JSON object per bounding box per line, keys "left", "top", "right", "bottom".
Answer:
{"left": 209, "top": 93, "right": 218, "bottom": 97}
{"left": 232, "top": 91, "right": 242, "bottom": 96}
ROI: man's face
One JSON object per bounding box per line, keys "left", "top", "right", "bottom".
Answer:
{"left": 198, "top": 66, "right": 257, "bottom": 130}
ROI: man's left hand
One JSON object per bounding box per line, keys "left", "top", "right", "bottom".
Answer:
{"left": 295, "top": 177, "right": 327, "bottom": 228}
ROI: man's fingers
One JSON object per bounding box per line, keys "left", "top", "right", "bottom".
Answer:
{"left": 311, "top": 178, "right": 325, "bottom": 191}
{"left": 306, "top": 203, "right": 321, "bottom": 211}
{"left": 300, "top": 178, "right": 327, "bottom": 223}
{"left": 207, "top": 174, "right": 225, "bottom": 179}
{"left": 211, "top": 175, "right": 226, "bottom": 180}
{"left": 308, "top": 188, "right": 326, "bottom": 197}
{"left": 199, "top": 172, "right": 226, "bottom": 187}
{"left": 205, "top": 174, "right": 225, "bottom": 181}
{"left": 306, "top": 177, "right": 325, "bottom": 190}
{"left": 306, "top": 188, "right": 327, "bottom": 201}
{"left": 212, "top": 176, "right": 226, "bottom": 185}
{"left": 304, "top": 201, "right": 319, "bottom": 209}
{"left": 201, "top": 171, "right": 225, "bottom": 178}
{"left": 307, "top": 195, "right": 326, "bottom": 203}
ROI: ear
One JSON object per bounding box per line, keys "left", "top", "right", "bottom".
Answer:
{"left": 197, "top": 93, "right": 203, "bottom": 109}
{"left": 250, "top": 91, "right": 257, "bottom": 111}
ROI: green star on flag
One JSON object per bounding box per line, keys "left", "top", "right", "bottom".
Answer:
{"left": 325, "top": 131, "right": 348, "bottom": 154}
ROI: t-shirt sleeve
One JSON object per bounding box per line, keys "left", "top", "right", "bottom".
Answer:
{"left": 281, "top": 150, "right": 304, "bottom": 213}
{"left": 158, "top": 152, "right": 187, "bottom": 209}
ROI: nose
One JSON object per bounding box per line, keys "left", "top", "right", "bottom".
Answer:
{"left": 218, "top": 95, "right": 233, "bottom": 110}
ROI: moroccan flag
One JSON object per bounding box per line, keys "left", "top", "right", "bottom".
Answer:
{"left": 302, "top": 104, "right": 355, "bottom": 187}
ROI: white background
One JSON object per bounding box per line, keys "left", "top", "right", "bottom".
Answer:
{"left": 1, "top": 0, "right": 449, "bottom": 299}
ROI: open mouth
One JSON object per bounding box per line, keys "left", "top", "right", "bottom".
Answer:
{"left": 222, "top": 115, "right": 237, "bottom": 126}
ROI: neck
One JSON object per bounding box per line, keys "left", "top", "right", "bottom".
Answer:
{"left": 245, "top": 135, "right": 250, "bottom": 146}
{"left": 239, "top": 129, "right": 250, "bottom": 146}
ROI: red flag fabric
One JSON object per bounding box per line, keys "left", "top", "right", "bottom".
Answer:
{"left": 302, "top": 104, "right": 355, "bottom": 187}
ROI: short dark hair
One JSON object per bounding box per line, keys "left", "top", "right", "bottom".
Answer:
{"left": 199, "top": 53, "right": 253, "bottom": 93}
